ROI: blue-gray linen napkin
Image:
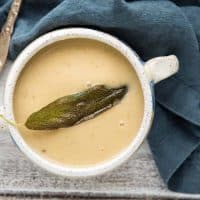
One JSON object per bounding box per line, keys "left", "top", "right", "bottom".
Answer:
{"left": 0, "top": 0, "right": 200, "bottom": 194}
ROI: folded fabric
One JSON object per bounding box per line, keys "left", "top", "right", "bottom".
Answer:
{"left": 0, "top": 0, "right": 200, "bottom": 193}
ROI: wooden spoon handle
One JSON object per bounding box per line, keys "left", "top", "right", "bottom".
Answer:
{"left": 0, "top": 0, "right": 22, "bottom": 71}
{"left": 2, "top": 0, "right": 22, "bottom": 34}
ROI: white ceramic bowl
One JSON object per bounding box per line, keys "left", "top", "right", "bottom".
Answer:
{"left": 0, "top": 28, "right": 179, "bottom": 177}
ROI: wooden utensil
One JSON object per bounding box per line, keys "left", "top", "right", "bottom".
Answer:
{"left": 0, "top": 0, "right": 22, "bottom": 72}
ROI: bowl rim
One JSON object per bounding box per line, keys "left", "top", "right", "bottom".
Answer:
{"left": 4, "top": 28, "right": 153, "bottom": 177}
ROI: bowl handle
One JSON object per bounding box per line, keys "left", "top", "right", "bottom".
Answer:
{"left": 144, "top": 55, "right": 179, "bottom": 84}
{"left": 0, "top": 106, "right": 8, "bottom": 131}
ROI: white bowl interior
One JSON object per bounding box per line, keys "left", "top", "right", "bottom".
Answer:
{"left": 4, "top": 28, "right": 153, "bottom": 177}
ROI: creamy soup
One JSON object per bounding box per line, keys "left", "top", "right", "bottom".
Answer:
{"left": 14, "top": 39, "right": 144, "bottom": 167}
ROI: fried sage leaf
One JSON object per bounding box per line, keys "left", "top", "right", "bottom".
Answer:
{"left": 25, "top": 85, "right": 128, "bottom": 130}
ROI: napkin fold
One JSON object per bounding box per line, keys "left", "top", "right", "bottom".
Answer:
{"left": 0, "top": 0, "right": 200, "bottom": 193}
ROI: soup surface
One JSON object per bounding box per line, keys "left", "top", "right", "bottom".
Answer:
{"left": 14, "top": 38, "right": 144, "bottom": 167}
